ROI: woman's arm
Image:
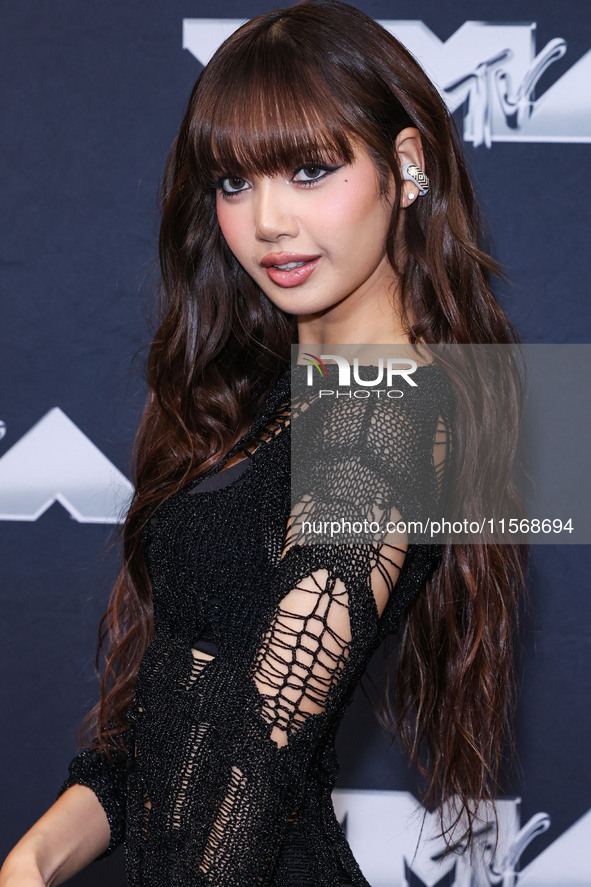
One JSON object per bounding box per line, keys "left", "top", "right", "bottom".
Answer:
{"left": 54, "top": 729, "right": 131, "bottom": 860}
{"left": 2, "top": 683, "right": 133, "bottom": 884}
{"left": 0, "top": 784, "right": 110, "bottom": 887}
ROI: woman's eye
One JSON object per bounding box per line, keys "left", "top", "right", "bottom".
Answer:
{"left": 219, "top": 176, "right": 249, "bottom": 195}
{"left": 292, "top": 164, "right": 339, "bottom": 184}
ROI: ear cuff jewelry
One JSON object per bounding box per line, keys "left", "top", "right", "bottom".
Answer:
{"left": 401, "top": 162, "right": 430, "bottom": 196}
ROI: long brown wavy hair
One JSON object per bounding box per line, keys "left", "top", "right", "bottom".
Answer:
{"left": 79, "top": 0, "right": 527, "bottom": 850}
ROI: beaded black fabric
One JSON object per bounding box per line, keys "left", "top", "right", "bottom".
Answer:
{"left": 57, "top": 363, "right": 454, "bottom": 887}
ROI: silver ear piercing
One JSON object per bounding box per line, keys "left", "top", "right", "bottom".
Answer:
{"left": 401, "top": 162, "right": 430, "bottom": 196}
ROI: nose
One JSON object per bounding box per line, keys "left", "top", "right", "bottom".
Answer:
{"left": 254, "top": 177, "right": 299, "bottom": 242}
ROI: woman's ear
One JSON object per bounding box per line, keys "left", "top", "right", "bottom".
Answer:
{"left": 395, "top": 127, "right": 427, "bottom": 207}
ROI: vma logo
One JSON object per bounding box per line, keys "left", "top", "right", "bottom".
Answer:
{"left": 182, "top": 19, "right": 591, "bottom": 147}
{"left": 0, "top": 409, "right": 133, "bottom": 524}
{"left": 332, "top": 788, "right": 590, "bottom": 887}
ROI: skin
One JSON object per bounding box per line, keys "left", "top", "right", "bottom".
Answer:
{"left": 0, "top": 784, "right": 111, "bottom": 886}
{"left": 216, "top": 127, "right": 426, "bottom": 347}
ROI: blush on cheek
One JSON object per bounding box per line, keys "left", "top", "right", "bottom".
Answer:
{"left": 215, "top": 198, "right": 229, "bottom": 235}
{"left": 215, "top": 197, "right": 255, "bottom": 276}
{"left": 320, "top": 175, "right": 379, "bottom": 228}
{"left": 216, "top": 200, "right": 241, "bottom": 252}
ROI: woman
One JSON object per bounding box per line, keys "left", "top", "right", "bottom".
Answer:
{"left": 0, "top": 2, "right": 526, "bottom": 885}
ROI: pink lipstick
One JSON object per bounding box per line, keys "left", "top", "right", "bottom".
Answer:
{"left": 260, "top": 252, "right": 321, "bottom": 288}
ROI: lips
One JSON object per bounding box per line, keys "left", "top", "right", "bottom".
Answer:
{"left": 260, "top": 252, "right": 321, "bottom": 288}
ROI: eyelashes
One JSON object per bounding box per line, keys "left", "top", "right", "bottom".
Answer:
{"left": 216, "top": 175, "right": 250, "bottom": 196}
{"left": 214, "top": 163, "right": 343, "bottom": 198}
{"left": 292, "top": 163, "right": 341, "bottom": 184}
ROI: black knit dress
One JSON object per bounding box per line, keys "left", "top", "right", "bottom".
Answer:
{"left": 57, "top": 363, "right": 454, "bottom": 887}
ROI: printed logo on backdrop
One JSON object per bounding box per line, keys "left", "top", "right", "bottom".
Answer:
{"left": 332, "top": 789, "right": 589, "bottom": 887}
{"left": 182, "top": 19, "right": 591, "bottom": 147}
{"left": 0, "top": 409, "right": 133, "bottom": 523}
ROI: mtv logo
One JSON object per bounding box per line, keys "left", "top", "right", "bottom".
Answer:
{"left": 331, "top": 789, "right": 518, "bottom": 886}
{"left": 182, "top": 19, "right": 591, "bottom": 147}
{"left": 332, "top": 789, "right": 590, "bottom": 886}
{"left": 0, "top": 408, "right": 133, "bottom": 523}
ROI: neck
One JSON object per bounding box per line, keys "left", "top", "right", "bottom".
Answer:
{"left": 296, "top": 270, "right": 411, "bottom": 347}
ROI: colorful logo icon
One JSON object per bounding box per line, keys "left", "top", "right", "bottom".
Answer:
{"left": 303, "top": 353, "right": 329, "bottom": 376}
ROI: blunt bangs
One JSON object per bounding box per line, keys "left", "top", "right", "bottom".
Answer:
{"left": 191, "top": 26, "right": 359, "bottom": 184}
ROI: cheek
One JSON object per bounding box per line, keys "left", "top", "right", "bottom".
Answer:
{"left": 216, "top": 198, "right": 247, "bottom": 257}
{"left": 316, "top": 180, "right": 389, "bottom": 245}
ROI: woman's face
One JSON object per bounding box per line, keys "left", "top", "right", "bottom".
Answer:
{"left": 215, "top": 143, "right": 397, "bottom": 324}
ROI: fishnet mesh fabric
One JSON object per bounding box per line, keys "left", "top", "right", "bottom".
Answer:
{"left": 196, "top": 378, "right": 451, "bottom": 881}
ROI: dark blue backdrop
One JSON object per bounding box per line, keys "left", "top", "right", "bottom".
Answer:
{"left": 1, "top": 2, "right": 590, "bottom": 884}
